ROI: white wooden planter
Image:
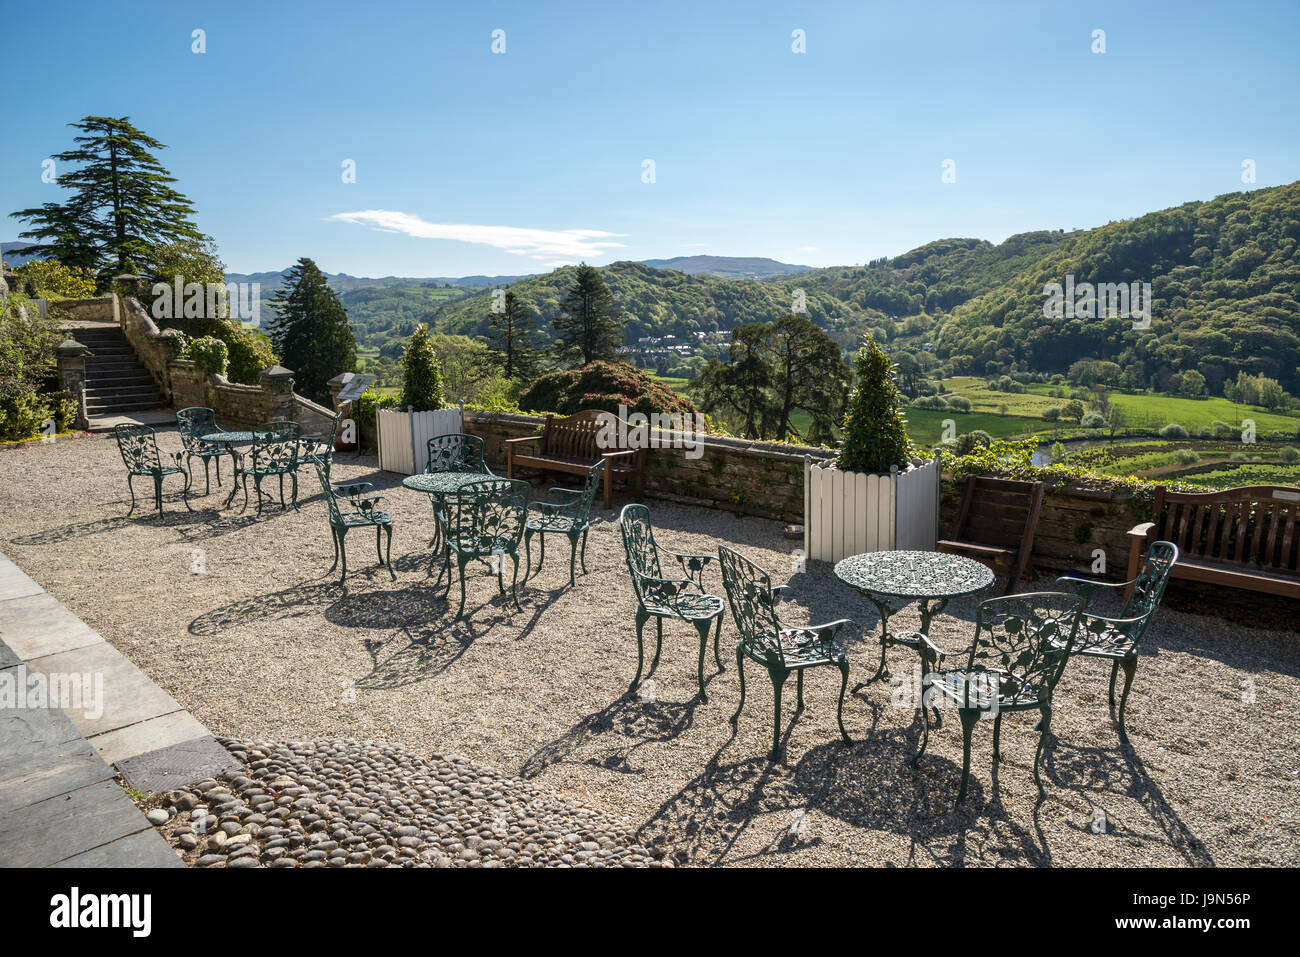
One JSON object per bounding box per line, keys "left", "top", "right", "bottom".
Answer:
{"left": 376, "top": 406, "right": 465, "bottom": 474}
{"left": 803, "top": 452, "right": 940, "bottom": 563}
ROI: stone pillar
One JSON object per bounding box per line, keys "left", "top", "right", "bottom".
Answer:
{"left": 56, "top": 339, "right": 92, "bottom": 430}
{"left": 261, "top": 365, "right": 297, "bottom": 422}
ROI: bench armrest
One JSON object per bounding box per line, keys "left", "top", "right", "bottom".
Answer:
{"left": 1127, "top": 521, "right": 1156, "bottom": 539}
{"left": 505, "top": 435, "right": 541, "bottom": 447}
{"left": 601, "top": 449, "right": 638, "bottom": 461}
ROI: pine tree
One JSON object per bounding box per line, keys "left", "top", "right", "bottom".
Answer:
{"left": 266, "top": 258, "right": 356, "bottom": 405}
{"left": 401, "top": 324, "right": 445, "bottom": 411}
{"left": 837, "top": 334, "right": 910, "bottom": 473}
{"left": 554, "top": 263, "right": 623, "bottom": 366}
{"left": 487, "top": 291, "right": 539, "bottom": 379}
{"left": 10, "top": 116, "right": 202, "bottom": 282}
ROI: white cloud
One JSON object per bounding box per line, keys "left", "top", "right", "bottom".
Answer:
{"left": 329, "top": 209, "right": 624, "bottom": 262}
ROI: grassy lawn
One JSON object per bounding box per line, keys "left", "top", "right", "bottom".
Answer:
{"left": 904, "top": 408, "right": 1042, "bottom": 447}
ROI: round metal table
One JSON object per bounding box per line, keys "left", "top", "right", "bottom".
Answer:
{"left": 401, "top": 470, "right": 498, "bottom": 555}
{"left": 834, "top": 550, "right": 995, "bottom": 704}
{"left": 201, "top": 431, "right": 258, "bottom": 507}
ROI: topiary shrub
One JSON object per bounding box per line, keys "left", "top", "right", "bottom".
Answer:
{"left": 1160, "top": 423, "right": 1189, "bottom": 439}
{"left": 836, "top": 335, "right": 910, "bottom": 474}
{"left": 401, "top": 324, "right": 445, "bottom": 411}
{"left": 519, "top": 360, "right": 697, "bottom": 418}
{"left": 189, "top": 336, "right": 229, "bottom": 377}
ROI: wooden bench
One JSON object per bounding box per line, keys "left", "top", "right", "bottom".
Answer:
{"left": 505, "top": 410, "right": 645, "bottom": 510}
{"left": 937, "top": 475, "right": 1045, "bottom": 594}
{"left": 1127, "top": 484, "right": 1300, "bottom": 599}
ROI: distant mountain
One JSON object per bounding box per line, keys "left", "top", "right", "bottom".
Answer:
{"left": 639, "top": 255, "right": 812, "bottom": 279}
{"left": 0, "top": 242, "right": 46, "bottom": 267}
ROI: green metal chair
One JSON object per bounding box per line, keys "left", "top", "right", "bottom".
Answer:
{"left": 718, "top": 544, "right": 853, "bottom": 761}
{"left": 234, "top": 420, "right": 301, "bottom": 515}
{"left": 435, "top": 478, "right": 529, "bottom": 619}
{"left": 298, "top": 412, "right": 342, "bottom": 482}
{"left": 175, "top": 407, "right": 232, "bottom": 494}
{"left": 113, "top": 424, "right": 191, "bottom": 516}
{"left": 620, "top": 505, "right": 726, "bottom": 703}
{"left": 524, "top": 460, "right": 603, "bottom": 587}
{"left": 426, "top": 432, "right": 490, "bottom": 475}
{"left": 915, "top": 592, "right": 1085, "bottom": 805}
{"left": 1055, "top": 541, "right": 1178, "bottom": 741}
{"left": 308, "top": 454, "right": 394, "bottom": 584}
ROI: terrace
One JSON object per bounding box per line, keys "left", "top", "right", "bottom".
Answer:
{"left": 1, "top": 412, "right": 1296, "bottom": 867}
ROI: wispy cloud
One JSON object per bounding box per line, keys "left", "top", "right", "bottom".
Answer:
{"left": 329, "top": 209, "right": 623, "bottom": 262}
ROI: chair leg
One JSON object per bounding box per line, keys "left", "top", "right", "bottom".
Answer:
{"left": 567, "top": 532, "right": 578, "bottom": 588}
{"left": 630, "top": 609, "right": 649, "bottom": 692}
{"left": 279, "top": 473, "right": 285, "bottom": 506}
{"left": 1108, "top": 659, "right": 1119, "bottom": 708}
{"left": 579, "top": 528, "right": 590, "bottom": 574}
{"left": 712, "top": 614, "right": 724, "bottom": 671}
{"left": 384, "top": 524, "right": 395, "bottom": 580}
{"left": 956, "top": 708, "right": 980, "bottom": 805}
{"left": 796, "top": 670, "right": 805, "bottom": 710}
{"left": 769, "top": 667, "right": 789, "bottom": 762}
{"left": 126, "top": 474, "right": 137, "bottom": 514}
{"left": 522, "top": 528, "right": 534, "bottom": 585}
{"left": 291, "top": 473, "right": 299, "bottom": 509}
{"left": 730, "top": 645, "right": 746, "bottom": 724}
{"left": 1117, "top": 658, "right": 1138, "bottom": 741}
{"left": 180, "top": 472, "right": 192, "bottom": 511}
{"left": 254, "top": 475, "right": 264, "bottom": 516}
{"left": 456, "top": 556, "right": 469, "bottom": 619}
{"left": 993, "top": 711, "right": 1004, "bottom": 761}
{"left": 649, "top": 618, "right": 663, "bottom": 675}
{"left": 510, "top": 553, "right": 521, "bottom": 609}
{"left": 202, "top": 457, "right": 211, "bottom": 495}
{"left": 327, "top": 527, "right": 340, "bottom": 574}
{"left": 153, "top": 474, "right": 164, "bottom": 516}
{"left": 693, "top": 619, "right": 711, "bottom": 703}
{"left": 338, "top": 528, "right": 348, "bottom": 583}
{"left": 1034, "top": 703, "right": 1053, "bottom": 801}
{"left": 836, "top": 660, "right": 851, "bottom": 745}
{"left": 375, "top": 524, "right": 384, "bottom": 565}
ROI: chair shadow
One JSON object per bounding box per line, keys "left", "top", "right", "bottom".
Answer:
{"left": 188, "top": 579, "right": 343, "bottom": 637}
{"left": 520, "top": 691, "right": 703, "bottom": 780}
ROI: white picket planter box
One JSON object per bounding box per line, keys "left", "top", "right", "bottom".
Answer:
{"left": 803, "top": 453, "right": 940, "bottom": 563}
{"left": 376, "top": 406, "right": 465, "bottom": 474}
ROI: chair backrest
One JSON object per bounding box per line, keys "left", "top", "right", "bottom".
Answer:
{"left": 952, "top": 475, "right": 1045, "bottom": 549}
{"left": 963, "top": 592, "right": 1085, "bottom": 705}
{"left": 619, "top": 504, "right": 664, "bottom": 602}
{"left": 175, "top": 407, "right": 218, "bottom": 452}
{"left": 1147, "top": 484, "right": 1300, "bottom": 574}
{"left": 1122, "top": 540, "right": 1179, "bottom": 619}
{"left": 426, "top": 433, "right": 486, "bottom": 474}
{"left": 307, "top": 454, "right": 344, "bottom": 525}
{"left": 570, "top": 460, "right": 606, "bottom": 525}
{"left": 442, "top": 479, "right": 528, "bottom": 554}
{"left": 114, "top": 424, "right": 161, "bottom": 472}
{"left": 252, "top": 420, "right": 301, "bottom": 471}
{"left": 718, "top": 544, "right": 785, "bottom": 664}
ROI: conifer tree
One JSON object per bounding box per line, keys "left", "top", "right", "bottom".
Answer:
{"left": 266, "top": 257, "right": 356, "bottom": 405}
{"left": 401, "top": 324, "right": 445, "bottom": 411}
{"left": 554, "top": 263, "right": 623, "bottom": 366}
{"left": 837, "top": 334, "right": 910, "bottom": 473}
{"left": 487, "top": 290, "right": 540, "bottom": 379}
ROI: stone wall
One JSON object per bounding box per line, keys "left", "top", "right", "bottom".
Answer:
{"left": 168, "top": 361, "right": 272, "bottom": 428}
{"left": 116, "top": 295, "right": 175, "bottom": 401}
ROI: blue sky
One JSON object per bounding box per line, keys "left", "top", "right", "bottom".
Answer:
{"left": 3, "top": 0, "right": 1298, "bottom": 277}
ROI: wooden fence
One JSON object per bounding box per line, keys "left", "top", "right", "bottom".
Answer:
{"left": 804, "top": 454, "right": 940, "bottom": 562}
{"left": 376, "top": 407, "right": 464, "bottom": 474}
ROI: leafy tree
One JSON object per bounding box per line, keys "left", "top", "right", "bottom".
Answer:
{"left": 520, "top": 361, "right": 696, "bottom": 417}
{"left": 764, "top": 314, "right": 849, "bottom": 443}
{"left": 266, "top": 257, "right": 356, "bottom": 405}
{"left": 1178, "top": 369, "right": 1206, "bottom": 396}
{"left": 691, "top": 323, "right": 772, "bottom": 438}
{"left": 555, "top": 263, "right": 623, "bottom": 365}
{"left": 1063, "top": 399, "right": 1085, "bottom": 422}
{"left": 837, "top": 335, "right": 910, "bottom": 473}
{"left": 10, "top": 116, "right": 202, "bottom": 282}
{"left": 401, "top": 324, "right": 445, "bottom": 411}
{"left": 487, "top": 291, "right": 539, "bottom": 378}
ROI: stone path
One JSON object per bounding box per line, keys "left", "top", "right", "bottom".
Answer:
{"left": 0, "top": 548, "right": 234, "bottom": 867}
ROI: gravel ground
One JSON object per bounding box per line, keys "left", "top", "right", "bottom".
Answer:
{"left": 1, "top": 430, "right": 1297, "bottom": 867}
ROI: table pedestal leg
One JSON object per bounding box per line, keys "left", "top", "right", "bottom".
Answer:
{"left": 853, "top": 596, "right": 897, "bottom": 692}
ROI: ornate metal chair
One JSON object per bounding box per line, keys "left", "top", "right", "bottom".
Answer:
{"left": 620, "top": 505, "right": 726, "bottom": 703}
{"left": 113, "top": 424, "right": 191, "bottom": 516}
{"left": 718, "top": 544, "right": 853, "bottom": 761}
{"left": 915, "top": 592, "right": 1085, "bottom": 805}
{"left": 1055, "top": 541, "right": 1178, "bottom": 741}
{"left": 299, "top": 412, "right": 342, "bottom": 481}
{"left": 308, "top": 454, "right": 394, "bottom": 584}
{"left": 175, "top": 407, "right": 232, "bottom": 494}
{"left": 234, "top": 420, "right": 301, "bottom": 515}
{"left": 426, "top": 432, "right": 490, "bottom": 475}
{"left": 435, "top": 478, "right": 529, "bottom": 619}
{"left": 524, "top": 460, "right": 603, "bottom": 587}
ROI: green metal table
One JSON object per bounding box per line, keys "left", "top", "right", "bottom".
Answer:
{"left": 201, "top": 430, "right": 257, "bottom": 507}
{"left": 834, "top": 550, "right": 994, "bottom": 718}
{"left": 402, "top": 470, "right": 497, "bottom": 556}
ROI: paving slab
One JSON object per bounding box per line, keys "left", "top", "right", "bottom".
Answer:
{"left": 116, "top": 735, "right": 241, "bottom": 796}
{"left": 0, "top": 556, "right": 42, "bottom": 602}
{"left": 0, "top": 779, "right": 152, "bottom": 868}
{"left": 25, "top": 640, "right": 184, "bottom": 739}
{"left": 0, "top": 592, "right": 103, "bottom": 660}
{"left": 91, "top": 712, "right": 211, "bottom": 768}
{"left": 0, "top": 640, "right": 18, "bottom": 671}
{"left": 51, "top": 827, "right": 184, "bottom": 868}
{"left": 0, "top": 729, "right": 113, "bottom": 815}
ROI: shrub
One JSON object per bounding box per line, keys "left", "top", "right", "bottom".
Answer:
{"left": 1174, "top": 449, "right": 1200, "bottom": 465}
{"left": 946, "top": 395, "right": 972, "bottom": 412}
{"left": 1080, "top": 411, "right": 1106, "bottom": 429}
{"left": 909, "top": 395, "right": 947, "bottom": 410}
{"left": 1279, "top": 446, "right": 1300, "bottom": 464}
{"left": 1050, "top": 441, "right": 1066, "bottom": 461}
{"left": 1041, "top": 406, "right": 1061, "bottom": 421}
{"left": 189, "top": 336, "right": 229, "bottom": 377}
{"left": 11, "top": 259, "right": 97, "bottom": 299}
{"left": 836, "top": 336, "right": 910, "bottom": 474}
{"left": 949, "top": 430, "right": 993, "bottom": 455}
{"left": 401, "top": 324, "right": 445, "bottom": 411}
{"left": 1211, "top": 420, "right": 1236, "bottom": 439}
{"left": 160, "top": 328, "right": 191, "bottom": 360}
{"left": 519, "top": 360, "right": 697, "bottom": 418}
{"left": 225, "top": 327, "right": 277, "bottom": 384}
{"left": 1159, "top": 423, "right": 1189, "bottom": 439}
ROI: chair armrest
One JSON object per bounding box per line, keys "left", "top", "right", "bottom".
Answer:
{"left": 917, "top": 632, "right": 971, "bottom": 665}
{"left": 544, "top": 487, "right": 583, "bottom": 501}
{"left": 1127, "top": 521, "right": 1156, "bottom": 539}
